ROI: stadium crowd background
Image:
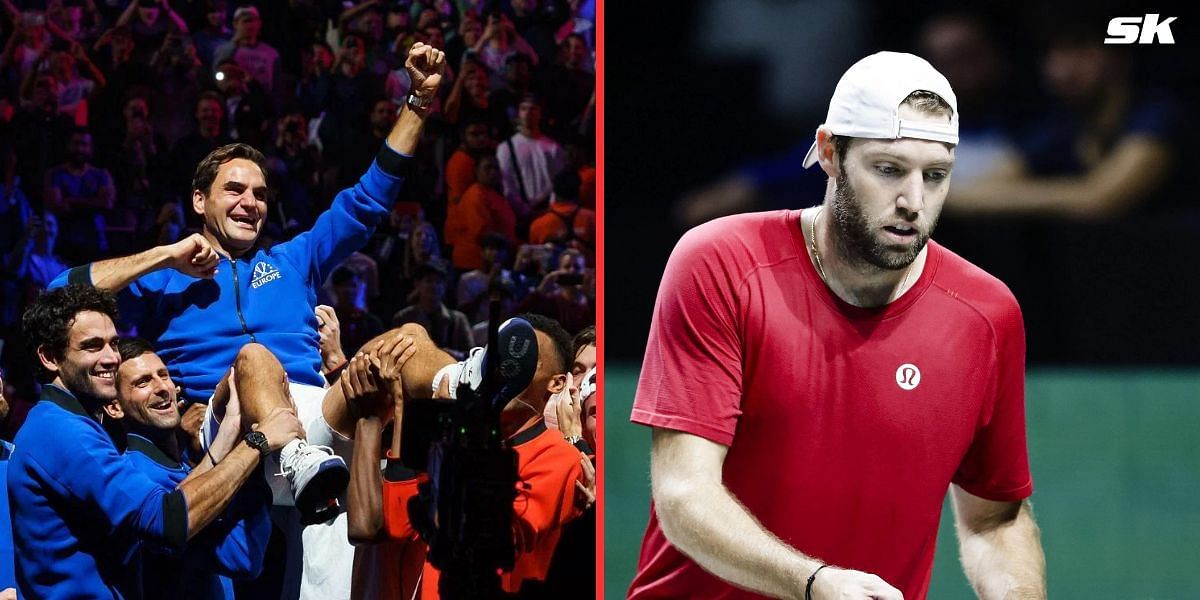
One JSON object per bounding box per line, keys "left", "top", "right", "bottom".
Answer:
{"left": 0, "top": 0, "right": 596, "bottom": 437}
{"left": 604, "top": 1, "right": 1198, "bottom": 598}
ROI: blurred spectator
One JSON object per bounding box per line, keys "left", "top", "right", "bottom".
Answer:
{"left": 0, "top": 142, "right": 32, "bottom": 258}
{"left": 490, "top": 52, "right": 533, "bottom": 132}
{"left": 168, "top": 91, "right": 230, "bottom": 194}
{"left": 328, "top": 97, "right": 397, "bottom": 190}
{"left": 392, "top": 261, "right": 473, "bottom": 359}
{"left": 475, "top": 12, "right": 538, "bottom": 84}
{"left": 116, "top": 0, "right": 190, "bottom": 65}
{"left": 191, "top": 0, "right": 232, "bottom": 69}
{"left": 53, "top": 0, "right": 106, "bottom": 47}
{"left": 517, "top": 247, "right": 592, "bottom": 335}
{"left": 449, "top": 154, "right": 516, "bottom": 271}
{"left": 213, "top": 5, "right": 281, "bottom": 93}
{"left": 296, "top": 41, "right": 334, "bottom": 118}
{"left": 529, "top": 168, "right": 594, "bottom": 265}
{"left": 0, "top": 11, "right": 51, "bottom": 83}
{"left": 338, "top": 0, "right": 390, "bottom": 78}
{"left": 508, "top": 0, "right": 557, "bottom": 65}
{"left": 110, "top": 95, "right": 169, "bottom": 209}
{"left": 445, "top": 118, "right": 491, "bottom": 208}
{"left": 319, "top": 35, "right": 385, "bottom": 178}
{"left": 445, "top": 13, "right": 481, "bottom": 69}
{"left": 214, "top": 60, "right": 273, "bottom": 149}
{"left": 265, "top": 111, "right": 321, "bottom": 227}
{"left": 949, "top": 25, "right": 1182, "bottom": 219}
{"left": 540, "top": 33, "right": 592, "bottom": 138}
{"left": 570, "top": 325, "right": 595, "bottom": 393}
{"left": 3, "top": 213, "right": 67, "bottom": 293}
{"left": 330, "top": 266, "right": 385, "bottom": 357}
{"left": 457, "top": 232, "right": 512, "bottom": 324}
{"left": 49, "top": 45, "right": 106, "bottom": 122}
{"left": 554, "top": 0, "right": 595, "bottom": 51}
{"left": 496, "top": 93, "right": 566, "bottom": 223}
{"left": 11, "top": 73, "right": 75, "bottom": 204}
{"left": 444, "top": 54, "right": 505, "bottom": 133}
{"left": 43, "top": 127, "right": 115, "bottom": 263}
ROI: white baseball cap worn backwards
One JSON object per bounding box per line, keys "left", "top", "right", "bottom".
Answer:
{"left": 802, "top": 51, "right": 959, "bottom": 168}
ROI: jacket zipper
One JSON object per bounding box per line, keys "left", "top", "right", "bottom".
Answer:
{"left": 229, "top": 258, "right": 257, "bottom": 343}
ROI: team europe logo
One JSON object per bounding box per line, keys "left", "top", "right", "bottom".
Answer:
{"left": 895, "top": 363, "right": 921, "bottom": 391}
{"left": 251, "top": 261, "right": 282, "bottom": 289}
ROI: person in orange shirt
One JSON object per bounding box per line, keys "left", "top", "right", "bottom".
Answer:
{"left": 443, "top": 120, "right": 493, "bottom": 248}
{"left": 527, "top": 169, "right": 595, "bottom": 265}
{"left": 450, "top": 154, "right": 517, "bottom": 271}
{"left": 346, "top": 314, "right": 588, "bottom": 598}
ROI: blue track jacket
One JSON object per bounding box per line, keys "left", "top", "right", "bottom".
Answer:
{"left": 7, "top": 385, "right": 188, "bottom": 598}
{"left": 124, "top": 434, "right": 271, "bottom": 599}
{"left": 52, "top": 146, "right": 411, "bottom": 402}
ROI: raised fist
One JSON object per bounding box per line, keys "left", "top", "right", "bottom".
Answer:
{"left": 166, "top": 233, "right": 219, "bottom": 278}
{"left": 405, "top": 42, "right": 447, "bottom": 100}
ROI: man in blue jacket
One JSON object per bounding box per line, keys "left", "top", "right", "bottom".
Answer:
{"left": 50, "top": 42, "right": 449, "bottom": 524}
{"left": 102, "top": 337, "right": 272, "bottom": 599}
{"left": 8, "top": 284, "right": 304, "bottom": 598}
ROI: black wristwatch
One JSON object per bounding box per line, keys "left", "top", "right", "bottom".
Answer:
{"left": 406, "top": 92, "right": 433, "bottom": 109}
{"left": 243, "top": 431, "right": 270, "bottom": 456}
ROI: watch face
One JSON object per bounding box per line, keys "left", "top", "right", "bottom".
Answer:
{"left": 245, "top": 431, "right": 268, "bottom": 453}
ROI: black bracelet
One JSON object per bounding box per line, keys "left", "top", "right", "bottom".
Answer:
{"left": 206, "top": 444, "right": 219, "bottom": 467}
{"left": 805, "top": 564, "right": 830, "bottom": 600}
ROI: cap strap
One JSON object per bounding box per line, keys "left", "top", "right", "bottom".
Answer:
{"left": 896, "top": 119, "right": 958, "bottom": 144}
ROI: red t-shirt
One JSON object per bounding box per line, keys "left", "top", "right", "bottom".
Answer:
{"left": 629, "top": 210, "right": 1033, "bottom": 600}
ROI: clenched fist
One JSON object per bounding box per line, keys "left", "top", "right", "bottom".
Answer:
{"left": 405, "top": 42, "right": 447, "bottom": 100}
{"left": 166, "top": 233, "right": 219, "bottom": 278}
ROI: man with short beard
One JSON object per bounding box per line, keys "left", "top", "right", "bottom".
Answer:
{"left": 629, "top": 52, "right": 1046, "bottom": 600}
{"left": 104, "top": 337, "right": 272, "bottom": 599}
{"left": 8, "top": 285, "right": 303, "bottom": 598}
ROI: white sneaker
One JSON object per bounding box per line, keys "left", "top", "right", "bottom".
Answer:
{"left": 458, "top": 317, "right": 539, "bottom": 412}
{"left": 279, "top": 441, "right": 349, "bottom": 524}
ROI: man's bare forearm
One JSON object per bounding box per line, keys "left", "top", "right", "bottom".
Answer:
{"left": 177, "top": 443, "right": 260, "bottom": 539}
{"left": 655, "top": 479, "right": 818, "bottom": 598}
{"left": 347, "top": 416, "right": 386, "bottom": 544}
{"left": 87, "top": 245, "right": 173, "bottom": 290}
{"left": 954, "top": 494, "right": 1046, "bottom": 599}
{"left": 651, "top": 430, "right": 817, "bottom": 599}
{"left": 384, "top": 105, "right": 427, "bottom": 157}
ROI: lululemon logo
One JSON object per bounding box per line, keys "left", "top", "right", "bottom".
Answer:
{"left": 896, "top": 364, "right": 921, "bottom": 391}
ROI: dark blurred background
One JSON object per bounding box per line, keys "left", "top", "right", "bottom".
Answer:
{"left": 604, "top": 1, "right": 1200, "bottom": 597}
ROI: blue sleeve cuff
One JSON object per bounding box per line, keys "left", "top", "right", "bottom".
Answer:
{"left": 376, "top": 143, "right": 414, "bottom": 179}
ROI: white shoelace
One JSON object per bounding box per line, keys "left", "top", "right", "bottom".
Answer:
{"left": 275, "top": 442, "right": 338, "bottom": 479}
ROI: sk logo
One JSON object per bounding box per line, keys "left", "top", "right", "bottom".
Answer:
{"left": 895, "top": 364, "right": 921, "bottom": 391}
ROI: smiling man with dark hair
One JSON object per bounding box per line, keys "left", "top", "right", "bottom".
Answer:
{"left": 8, "top": 285, "right": 302, "bottom": 598}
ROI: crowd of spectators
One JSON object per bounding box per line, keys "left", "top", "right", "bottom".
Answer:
{"left": 0, "top": 0, "right": 597, "bottom": 428}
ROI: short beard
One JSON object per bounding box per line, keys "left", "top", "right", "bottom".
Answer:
{"left": 59, "top": 362, "right": 116, "bottom": 405}
{"left": 830, "top": 170, "right": 933, "bottom": 271}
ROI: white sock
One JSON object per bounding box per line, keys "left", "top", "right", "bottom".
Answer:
{"left": 433, "top": 362, "right": 464, "bottom": 400}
